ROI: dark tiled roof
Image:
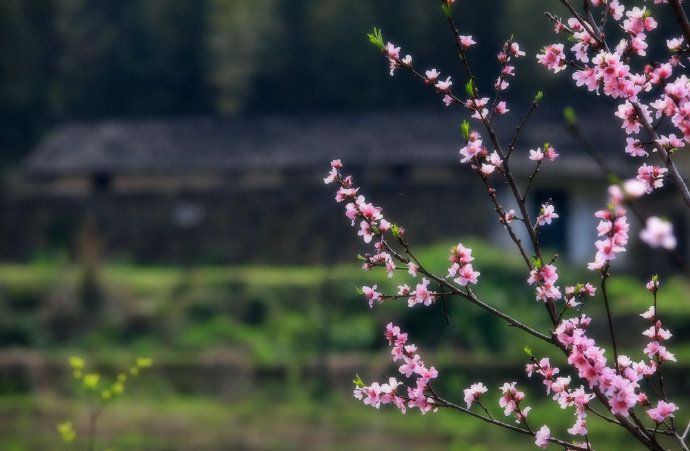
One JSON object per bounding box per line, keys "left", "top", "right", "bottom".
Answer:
{"left": 25, "top": 109, "right": 631, "bottom": 177}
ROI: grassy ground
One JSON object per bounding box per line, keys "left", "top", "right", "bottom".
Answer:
{"left": 0, "top": 387, "right": 667, "bottom": 451}
{"left": 1, "top": 239, "right": 689, "bottom": 449}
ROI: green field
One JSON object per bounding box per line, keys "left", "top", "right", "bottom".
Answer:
{"left": 1, "top": 239, "right": 689, "bottom": 449}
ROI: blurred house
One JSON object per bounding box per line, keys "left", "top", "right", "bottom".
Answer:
{"left": 3, "top": 109, "right": 686, "bottom": 270}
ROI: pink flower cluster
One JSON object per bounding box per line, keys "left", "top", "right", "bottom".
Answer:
{"left": 361, "top": 273, "right": 442, "bottom": 310}
{"left": 463, "top": 382, "right": 488, "bottom": 409}
{"left": 542, "top": 1, "right": 690, "bottom": 213}
{"left": 354, "top": 376, "right": 406, "bottom": 411}
{"left": 346, "top": 4, "right": 689, "bottom": 447}
{"left": 588, "top": 205, "right": 629, "bottom": 271}
{"left": 354, "top": 323, "right": 439, "bottom": 415}
{"left": 459, "top": 131, "right": 486, "bottom": 163}
{"left": 636, "top": 163, "right": 669, "bottom": 194}
{"left": 466, "top": 97, "right": 491, "bottom": 120}
{"left": 640, "top": 301, "right": 676, "bottom": 363}
{"left": 640, "top": 292, "right": 680, "bottom": 427}
{"left": 527, "top": 264, "right": 562, "bottom": 302}
{"left": 493, "top": 40, "right": 525, "bottom": 97}
{"left": 547, "top": 5, "right": 656, "bottom": 98}
{"left": 527, "top": 357, "right": 595, "bottom": 437}
{"left": 498, "top": 382, "right": 531, "bottom": 423}
{"left": 536, "top": 203, "right": 559, "bottom": 226}
{"left": 555, "top": 312, "right": 668, "bottom": 418}
{"left": 655, "top": 74, "right": 690, "bottom": 141}
{"left": 639, "top": 216, "right": 677, "bottom": 249}
{"left": 528, "top": 145, "right": 559, "bottom": 162}
{"left": 647, "top": 400, "right": 679, "bottom": 424}
{"left": 423, "top": 68, "right": 457, "bottom": 107}
{"left": 534, "top": 425, "right": 551, "bottom": 449}
{"left": 384, "top": 42, "right": 412, "bottom": 76}
{"left": 447, "top": 243, "right": 480, "bottom": 287}
{"left": 362, "top": 285, "right": 382, "bottom": 308}
{"left": 537, "top": 44, "right": 566, "bottom": 73}
{"left": 459, "top": 130, "right": 504, "bottom": 177}
{"left": 401, "top": 277, "right": 439, "bottom": 307}
{"left": 561, "top": 283, "right": 596, "bottom": 311}
{"left": 325, "top": 160, "right": 400, "bottom": 276}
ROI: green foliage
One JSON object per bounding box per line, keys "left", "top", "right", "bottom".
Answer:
{"left": 441, "top": 3, "right": 452, "bottom": 18}
{"left": 465, "top": 79, "right": 474, "bottom": 97}
{"left": 59, "top": 355, "right": 153, "bottom": 450}
{"left": 57, "top": 421, "right": 76, "bottom": 443}
{"left": 0, "top": 241, "right": 689, "bottom": 448}
{"left": 534, "top": 90, "right": 543, "bottom": 103}
{"left": 367, "top": 27, "right": 384, "bottom": 50}
{"left": 461, "top": 120, "right": 470, "bottom": 140}
{"left": 563, "top": 106, "right": 577, "bottom": 125}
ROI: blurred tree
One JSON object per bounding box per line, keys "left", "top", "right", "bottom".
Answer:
{"left": 52, "top": 0, "right": 209, "bottom": 118}
{"left": 206, "top": 0, "right": 280, "bottom": 114}
{"left": 1, "top": 0, "right": 655, "bottom": 167}
{"left": 0, "top": 0, "right": 56, "bottom": 163}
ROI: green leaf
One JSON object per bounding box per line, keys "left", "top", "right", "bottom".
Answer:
{"left": 461, "top": 120, "right": 470, "bottom": 140}
{"left": 136, "top": 357, "right": 153, "bottom": 368}
{"left": 607, "top": 174, "right": 621, "bottom": 185}
{"left": 83, "top": 373, "right": 100, "bottom": 390}
{"left": 357, "top": 254, "right": 367, "bottom": 261}
{"left": 391, "top": 223, "right": 400, "bottom": 238}
{"left": 441, "top": 3, "right": 452, "bottom": 17}
{"left": 355, "top": 287, "right": 364, "bottom": 295}
{"left": 69, "top": 356, "right": 85, "bottom": 370}
{"left": 534, "top": 91, "right": 543, "bottom": 103}
{"left": 523, "top": 346, "right": 533, "bottom": 357}
{"left": 465, "top": 79, "right": 474, "bottom": 97}
{"left": 57, "top": 422, "right": 76, "bottom": 443}
{"left": 533, "top": 257, "right": 542, "bottom": 269}
{"left": 367, "top": 27, "right": 384, "bottom": 50}
{"left": 352, "top": 373, "right": 365, "bottom": 387}
{"left": 563, "top": 106, "right": 577, "bottom": 125}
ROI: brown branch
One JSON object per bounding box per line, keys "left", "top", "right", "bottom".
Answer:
{"left": 508, "top": 100, "right": 539, "bottom": 159}
{"left": 334, "top": 173, "right": 553, "bottom": 345}
{"left": 478, "top": 173, "right": 533, "bottom": 268}
{"left": 559, "top": 0, "right": 606, "bottom": 50}
{"left": 632, "top": 102, "right": 690, "bottom": 208}
{"left": 433, "top": 396, "right": 590, "bottom": 451}
{"left": 669, "top": 0, "right": 690, "bottom": 49}
{"left": 600, "top": 264, "right": 620, "bottom": 374}
{"left": 565, "top": 113, "right": 690, "bottom": 275}
{"left": 582, "top": 0, "right": 603, "bottom": 41}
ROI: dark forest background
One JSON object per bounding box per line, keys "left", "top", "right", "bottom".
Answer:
{"left": 2, "top": 0, "right": 640, "bottom": 169}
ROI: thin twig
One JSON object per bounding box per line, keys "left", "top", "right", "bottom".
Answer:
{"left": 508, "top": 101, "right": 539, "bottom": 159}
{"left": 478, "top": 175, "right": 533, "bottom": 267}
{"left": 559, "top": 0, "right": 605, "bottom": 49}
{"left": 682, "top": 419, "right": 690, "bottom": 440}
{"left": 669, "top": 0, "right": 690, "bottom": 48}
{"left": 433, "top": 396, "right": 590, "bottom": 451}
{"left": 565, "top": 112, "right": 690, "bottom": 275}
{"left": 600, "top": 264, "right": 620, "bottom": 374}
{"left": 632, "top": 102, "right": 690, "bottom": 208}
